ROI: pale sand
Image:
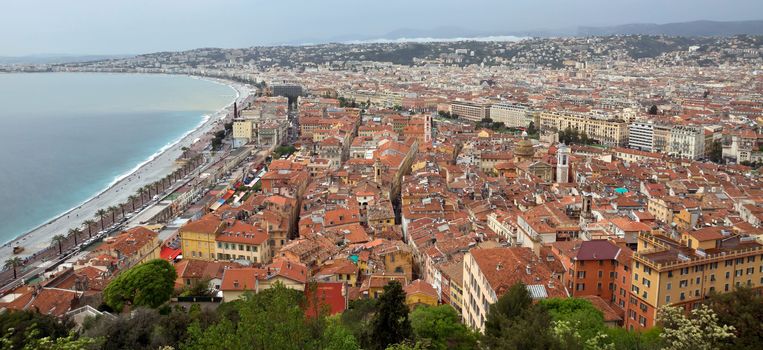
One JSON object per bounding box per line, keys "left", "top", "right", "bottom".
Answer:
{"left": 0, "top": 77, "right": 253, "bottom": 260}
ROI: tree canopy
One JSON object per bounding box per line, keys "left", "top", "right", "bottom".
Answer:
{"left": 103, "top": 259, "right": 177, "bottom": 312}
{"left": 369, "top": 281, "right": 413, "bottom": 350}
{"left": 409, "top": 305, "right": 477, "bottom": 350}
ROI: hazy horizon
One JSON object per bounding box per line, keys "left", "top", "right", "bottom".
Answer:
{"left": 1, "top": 0, "right": 762, "bottom": 56}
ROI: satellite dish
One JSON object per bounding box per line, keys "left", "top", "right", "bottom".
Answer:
{"left": 521, "top": 131, "right": 528, "bottom": 137}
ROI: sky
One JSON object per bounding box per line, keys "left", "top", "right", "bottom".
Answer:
{"left": 1, "top": 0, "right": 762, "bottom": 56}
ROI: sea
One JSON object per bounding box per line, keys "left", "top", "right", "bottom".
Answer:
{"left": 0, "top": 72, "right": 236, "bottom": 243}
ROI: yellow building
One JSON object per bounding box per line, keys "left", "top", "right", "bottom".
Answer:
{"left": 179, "top": 214, "right": 224, "bottom": 261}
{"left": 215, "top": 221, "right": 271, "bottom": 264}
{"left": 315, "top": 259, "right": 360, "bottom": 287}
{"left": 377, "top": 243, "right": 414, "bottom": 282}
{"left": 232, "top": 118, "right": 255, "bottom": 147}
{"left": 220, "top": 259, "right": 308, "bottom": 302}
{"left": 363, "top": 274, "right": 408, "bottom": 299}
{"left": 404, "top": 279, "right": 439, "bottom": 308}
{"left": 647, "top": 197, "right": 680, "bottom": 224}
{"left": 96, "top": 226, "right": 161, "bottom": 268}
{"left": 539, "top": 111, "right": 628, "bottom": 147}
{"left": 626, "top": 230, "right": 763, "bottom": 331}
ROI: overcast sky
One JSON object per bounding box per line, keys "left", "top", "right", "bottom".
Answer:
{"left": 1, "top": 0, "right": 761, "bottom": 56}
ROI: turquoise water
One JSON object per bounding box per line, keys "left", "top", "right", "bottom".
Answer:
{"left": 0, "top": 73, "right": 236, "bottom": 243}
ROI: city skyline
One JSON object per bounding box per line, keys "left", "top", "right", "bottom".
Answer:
{"left": 1, "top": 0, "right": 763, "bottom": 56}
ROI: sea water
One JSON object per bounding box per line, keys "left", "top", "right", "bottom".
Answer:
{"left": 0, "top": 72, "right": 235, "bottom": 242}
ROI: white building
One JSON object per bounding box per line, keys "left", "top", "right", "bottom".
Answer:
{"left": 556, "top": 144, "right": 570, "bottom": 183}
{"left": 669, "top": 125, "right": 705, "bottom": 159}
{"left": 628, "top": 122, "right": 654, "bottom": 152}
{"left": 489, "top": 103, "right": 530, "bottom": 128}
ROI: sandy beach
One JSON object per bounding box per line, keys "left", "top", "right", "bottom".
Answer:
{"left": 0, "top": 77, "right": 253, "bottom": 261}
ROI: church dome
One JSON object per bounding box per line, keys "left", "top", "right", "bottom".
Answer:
{"left": 515, "top": 138, "right": 534, "bottom": 158}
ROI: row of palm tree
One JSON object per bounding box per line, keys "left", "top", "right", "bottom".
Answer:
{"left": 3, "top": 154, "right": 207, "bottom": 284}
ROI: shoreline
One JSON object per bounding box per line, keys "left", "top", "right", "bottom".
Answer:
{"left": 0, "top": 74, "right": 253, "bottom": 259}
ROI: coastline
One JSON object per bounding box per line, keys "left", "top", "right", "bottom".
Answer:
{"left": 0, "top": 74, "right": 252, "bottom": 260}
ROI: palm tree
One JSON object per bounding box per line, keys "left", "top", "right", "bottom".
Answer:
{"left": 83, "top": 219, "right": 96, "bottom": 237}
{"left": 96, "top": 209, "right": 107, "bottom": 229}
{"left": 138, "top": 186, "right": 148, "bottom": 202}
{"left": 119, "top": 203, "right": 126, "bottom": 217}
{"left": 128, "top": 195, "right": 138, "bottom": 211}
{"left": 4, "top": 257, "right": 22, "bottom": 280}
{"left": 108, "top": 206, "right": 118, "bottom": 223}
{"left": 68, "top": 228, "right": 81, "bottom": 246}
{"left": 51, "top": 234, "right": 66, "bottom": 255}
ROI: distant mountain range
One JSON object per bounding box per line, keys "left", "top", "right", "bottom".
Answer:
{"left": 578, "top": 19, "right": 763, "bottom": 36}
{"left": 291, "top": 19, "right": 763, "bottom": 45}
{"left": 0, "top": 54, "right": 132, "bottom": 65}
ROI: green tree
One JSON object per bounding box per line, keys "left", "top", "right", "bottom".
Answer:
{"left": 181, "top": 283, "right": 318, "bottom": 350}
{"left": 539, "top": 298, "right": 605, "bottom": 340}
{"left": 103, "top": 259, "right": 177, "bottom": 312}
{"left": 604, "top": 327, "right": 662, "bottom": 350}
{"left": 4, "top": 257, "right": 22, "bottom": 280}
{"left": 370, "top": 281, "right": 412, "bottom": 350}
{"left": 83, "top": 219, "right": 96, "bottom": 237}
{"left": 709, "top": 141, "right": 723, "bottom": 163}
{"left": 657, "top": 304, "right": 735, "bottom": 350}
{"left": 409, "top": 305, "right": 477, "bottom": 350}
{"left": 340, "top": 299, "right": 377, "bottom": 343}
{"left": 0, "top": 310, "right": 76, "bottom": 350}
{"left": 68, "top": 228, "right": 81, "bottom": 246}
{"left": 580, "top": 131, "right": 590, "bottom": 145}
{"left": 482, "top": 282, "right": 557, "bottom": 350}
{"left": 321, "top": 316, "right": 360, "bottom": 350}
{"left": 96, "top": 208, "right": 107, "bottom": 229}
{"left": 50, "top": 234, "right": 66, "bottom": 255}
{"left": 705, "top": 286, "right": 763, "bottom": 349}
{"left": 526, "top": 121, "right": 537, "bottom": 135}
{"left": 0, "top": 327, "right": 97, "bottom": 350}
{"left": 648, "top": 105, "right": 658, "bottom": 115}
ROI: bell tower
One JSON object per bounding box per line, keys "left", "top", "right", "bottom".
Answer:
{"left": 556, "top": 143, "right": 570, "bottom": 183}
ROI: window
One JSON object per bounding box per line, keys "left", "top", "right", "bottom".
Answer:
{"left": 576, "top": 283, "right": 585, "bottom": 291}
{"left": 239, "top": 244, "right": 244, "bottom": 251}
{"left": 217, "top": 242, "right": 222, "bottom": 248}
{"left": 666, "top": 282, "right": 671, "bottom": 290}
{"left": 598, "top": 270, "right": 603, "bottom": 278}
{"left": 578, "top": 271, "right": 586, "bottom": 278}
{"left": 668, "top": 270, "right": 673, "bottom": 278}
{"left": 666, "top": 295, "right": 671, "bottom": 303}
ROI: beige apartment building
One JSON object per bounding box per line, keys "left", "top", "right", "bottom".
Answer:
{"left": 462, "top": 247, "right": 567, "bottom": 332}
{"left": 232, "top": 118, "right": 255, "bottom": 148}
{"left": 539, "top": 111, "right": 628, "bottom": 147}
{"left": 450, "top": 101, "right": 492, "bottom": 122}
{"left": 626, "top": 230, "right": 763, "bottom": 330}
{"left": 489, "top": 103, "right": 530, "bottom": 128}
